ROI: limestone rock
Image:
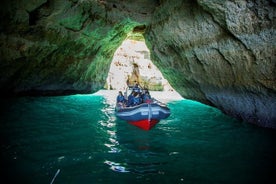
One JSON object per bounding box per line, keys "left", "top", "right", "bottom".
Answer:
{"left": 106, "top": 39, "right": 173, "bottom": 91}
{"left": 0, "top": 0, "right": 158, "bottom": 95}
{"left": 0, "top": 0, "right": 275, "bottom": 128}
{"left": 146, "top": 0, "right": 276, "bottom": 128}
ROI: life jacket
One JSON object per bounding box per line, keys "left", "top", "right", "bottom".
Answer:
{"left": 127, "top": 95, "right": 134, "bottom": 106}
{"left": 133, "top": 96, "right": 141, "bottom": 105}
{"left": 133, "top": 85, "right": 140, "bottom": 93}
{"left": 117, "top": 95, "right": 125, "bottom": 103}
{"left": 142, "top": 93, "right": 151, "bottom": 103}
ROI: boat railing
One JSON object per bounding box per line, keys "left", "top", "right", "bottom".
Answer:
{"left": 151, "top": 98, "right": 168, "bottom": 107}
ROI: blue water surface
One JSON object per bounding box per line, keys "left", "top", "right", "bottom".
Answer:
{"left": 0, "top": 92, "right": 275, "bottom": 184}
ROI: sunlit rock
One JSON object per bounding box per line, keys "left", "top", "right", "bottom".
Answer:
{"left": 106, "top": 39, "right": 173, "bottom": 91}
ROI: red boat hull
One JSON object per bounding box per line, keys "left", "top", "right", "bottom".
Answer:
{"left": 128, "top": 119, "right": 159, "bottom": 130}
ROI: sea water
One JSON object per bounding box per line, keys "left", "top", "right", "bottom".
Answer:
{"left": 0, "top": 90, "right": 275, "bottom": 184}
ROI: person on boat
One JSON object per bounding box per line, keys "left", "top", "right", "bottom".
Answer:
{"left": 132, "top": 81, "right": 141, "bottom": 93}
{"left": 133, "top": 92, "right": 142, "bottom": 106}
{"left": 124, "top": 91, "right": 128, "bottom": 101}
{"left": 142, "top": 90, "right": 152, "bottom": 103}
{"left": 117, "top": 91, "right": 126, "bottom": 107}
{"left": 127, "top": 91, "right": 135, "bottom": 107}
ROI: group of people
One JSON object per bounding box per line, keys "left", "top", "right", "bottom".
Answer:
{"left": 116, "top": 83, "right": 152, "bottom": 108}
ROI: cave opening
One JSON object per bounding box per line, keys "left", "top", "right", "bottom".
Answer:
{"left": 105, "top": 33, "right": 174, "bottom": 92}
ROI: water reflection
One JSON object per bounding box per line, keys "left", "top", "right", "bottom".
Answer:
{"left": 99, "top": 95, "right": 174, "bottom": 176}
{"left": 104, "top": 160, "right": 129, "bottom": 173}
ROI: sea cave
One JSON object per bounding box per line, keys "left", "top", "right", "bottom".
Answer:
{"left": 0, "top": 0, "right": 275, "bottom": 127}
{"left": 1, "top": 1, "right": 276, "bottom": 183}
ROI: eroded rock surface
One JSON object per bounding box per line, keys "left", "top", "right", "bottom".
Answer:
{"left": 146, "top": 0, "right": 276, "bottom": 128}
{"left": 0, "top": 0, "right": 158, "bottom": 94}
{"left": 0, "top": 0, "right": 275, "bottom": 128}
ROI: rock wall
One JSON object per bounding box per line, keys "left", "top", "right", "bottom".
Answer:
{"left": 0, "top": 0, "right": 275, "bottom": 128}
{"left": 146, "top": 0, "right": 276, "bottom": 128}
{"left": 0, "top": 0, "right": 158, "bottom": 95}
{"left": 105, "top": 39, "right": 173, "bottom": 91}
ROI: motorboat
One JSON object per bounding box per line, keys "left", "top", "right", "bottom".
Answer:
{"left": 115, "top": 99, "right": 170, "bottom": 130}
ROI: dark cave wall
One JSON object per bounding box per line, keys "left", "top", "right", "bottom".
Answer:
{"left": 0, "top": 0, "right": 275, "bottom": 128}
{"left": 0, "top": 0, "right": 158, "bottom": 94}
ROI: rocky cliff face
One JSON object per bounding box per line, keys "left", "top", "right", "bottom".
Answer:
{"left": 0, "top": 0, "right": 275, "bottom": 128}
{"left": 0, "top": 0, "right": 158, "bottom": 94}
{"left": 106, "top": 39, "right": 173, "bottom": 91}
{"left": 146, "top": 0, "right": 276, "bottom": 128}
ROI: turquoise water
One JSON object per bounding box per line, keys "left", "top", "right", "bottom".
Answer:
{"left": 0, "top": 92, "right": 275, "bottom": 184}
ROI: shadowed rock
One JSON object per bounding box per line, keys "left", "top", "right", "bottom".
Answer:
{"left": 0, "top": 0, "right": 275, "bottom": 128}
